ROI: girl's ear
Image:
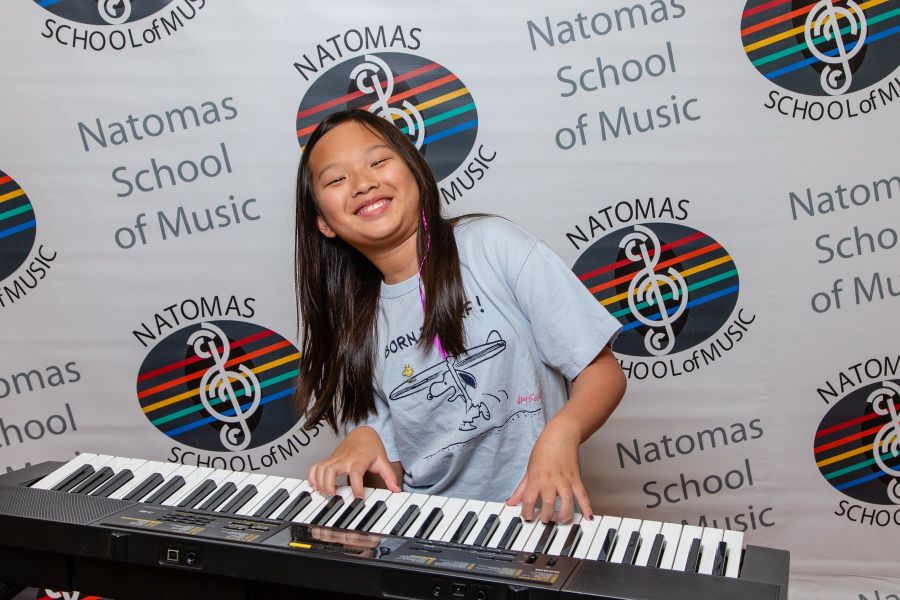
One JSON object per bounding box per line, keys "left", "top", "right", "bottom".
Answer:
{"left": 316, "top": 214, "right": 337, "bottom": 238}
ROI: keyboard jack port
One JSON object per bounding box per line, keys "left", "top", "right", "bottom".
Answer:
{"left": 432, "top": 585, "right": 441, "bottom": 598}
{"left": 165, "top": 548, "right": 180, "bottom": 563}
{"left": 185, "top": 550, "right": 198, "bottom": 565}
{"left": 475, "top": 591, "right": 487, "bottom": 600}
{"left": 452, "top": 583, "right": 466, "bottom": 598}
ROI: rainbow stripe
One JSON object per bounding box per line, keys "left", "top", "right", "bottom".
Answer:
{"left": 137, "top": 328, "right": 299, "bottom": 439}
{"left": 297, "top": 59, "right": 477, "bottom": 151}
{"left": 815, "top": 398, "right": 900, "bottom": 491}
{"left": 742, "top": 0, "right": 900, "bottom": 82}
{"left": 578, "top": 231, "right": 739, "bottom": 331}
{"left": 0, "top": 176, "right": 36, "bottom": 242}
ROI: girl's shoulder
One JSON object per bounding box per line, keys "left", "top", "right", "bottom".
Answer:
{"left": 452, "top": 214, "right": 540, "bottom": 250}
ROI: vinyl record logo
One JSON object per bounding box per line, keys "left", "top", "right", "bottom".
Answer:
{"left": 136, "top": 320, "right": 301, "bottom": 452}
{"left": 296, "top": 52, "right": 478, "bottom": 181}
{"left": 815, "top": 379, "right": 900, "bottom": 505}
{"left": 0, "top": 170, "right": 37, "bottom": 283}
{"left": 741, "top": 0, "right": 900, "bottom": 96}
{"left": 573, "top": 223, "right": 740, "bottom": 358}
{"left": 34, "top": 0, "right": 176, "bottom": 26}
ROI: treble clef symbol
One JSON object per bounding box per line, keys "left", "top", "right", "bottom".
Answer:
{"left": 188, "top": 323, "right": 261, "bottom": 452}
{"left": 804, "top": 0, "right": 868, "bottom": 96}
{"left": 99, "top": 0, "right": 132, "bottom": 25}
{"left": 868, "top": 381, "right": 900, "bottom": 504}
{"left": 350, "top": 55, "right": 426, "bottom": 148}
{"left": 620, "top": 225, "right": 689, "bottom": 357}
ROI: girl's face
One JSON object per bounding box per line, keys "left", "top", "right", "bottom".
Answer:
{"left": 309, "top": 120, "right": 420, "bottom": 257}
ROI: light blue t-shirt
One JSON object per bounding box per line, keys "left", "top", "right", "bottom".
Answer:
{"left": 365, "top": 217, "right": 621, "bottom": 502}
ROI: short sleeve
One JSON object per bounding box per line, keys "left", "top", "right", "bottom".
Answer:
{"left": 362, "top": 388, "right": 401, "bottom": 463}
{"left": 513, "top": 241, "right": 622, "bottom": 380}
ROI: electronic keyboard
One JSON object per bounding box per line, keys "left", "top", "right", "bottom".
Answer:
{"left": 0, "top": 455, "right": 790, "bottom": 599}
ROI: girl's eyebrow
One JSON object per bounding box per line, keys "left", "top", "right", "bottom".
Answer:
{"left": 315, "top": 144, "right": 393, "bottom": 180}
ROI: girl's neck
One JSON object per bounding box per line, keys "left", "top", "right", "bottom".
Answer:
{"left": 366, "top": 229, "right": 420, "bottom": 284}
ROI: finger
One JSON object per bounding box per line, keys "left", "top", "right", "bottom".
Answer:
{"left": 557, "top": 487, "right": 574, "bottom": 524}
{"left": 573, "top": 480, "right": 594, "bottom": 521}
{"left": 321, "top": 463, "right": 338, "bottom": 497}
{"left": 349, "top": 470, "right": 365, "bottom": 499}
{"left": 507, "top": 475, "right": 527, "bottom": 506}
{"left": 308, "top": 462, "right": 320, "bottom": 493}
{"left": 372, "top": 458, "right": 402, "bottom": 493}
{"left": 539, "top": 489, "right": 556, "bottom": 524}
{"left": 521, "top": 487, "right": 538, "bottom": 522}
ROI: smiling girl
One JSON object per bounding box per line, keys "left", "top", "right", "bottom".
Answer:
{"left": 294, "top": 109, "right": 625, "bottom": 524}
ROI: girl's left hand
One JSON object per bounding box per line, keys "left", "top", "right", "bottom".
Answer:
{"left": 506, "top": 420, "right": 593, "bottom": 524}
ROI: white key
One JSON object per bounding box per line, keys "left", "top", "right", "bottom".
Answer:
{"left": 32, "top": 453, "right": 107, "bottom": 490}
{"left": 320, "top": 486, "right": 367, "bottom": 526}
{"left": 427, "top": 498, "right": 467, "bottom": 541}
{"left": 438, "top": 499, "right": 484, "bottom": 543}
{"left": 522, "top": 518, "right": 558, "bottom": 553}
{"left": 657, "top": 522, "right": 684, "bottom": 570}
{"left": 585, "top": 516, "right": 622, "bottom": 560}
{"left": 485, "top": 504, "right": 523, "bottom": 549}
{"left": 405, "top": 495, "right": 450, "bottom": 538}
{"left": 347, "top": 488, "right": 391, "bottom": 530}
{"left": 235, "top": 475, "right": 287, "bottom": 516}
{"left": 722, "top": 530, "right": 744, "bottom": 578}
{"left": 509, "top": 508, "right": 542, "bottom": 552}
{"left": 610, "top": 518, "right": 643, "bottom": 564}
{"left": 371, "top": 492, "right": 416, "bottom": 534}
{"left": 671, "top": 525, "right": 704, "bottom": 571}
{"left": 464, "top": 501, "right": 505, "bottom": 546}
{"left": 88, "top": 457, "right": 147, "bottom": 494}
{"left": 633, "top": 520, "right": 663, "bottom": 567}
{"left": 108, "top": 461, "right": 178, "bottom": 500}
{"left": 571, "top": 514, "right": 605, "bottom": 559}
{"left": 162, "top": 466, "right": 215, "bottom": 506}
{"left": 546, "top": 514, "right": 583, "bottom": 556}
{"left": 291, "top": 482, "right": 331, "bottom": 523}
{"left": 697, "top": 527, "right": 725, "bottom": 575}
{"left": 259, "top": 478, "right": 311, "bottom": 519}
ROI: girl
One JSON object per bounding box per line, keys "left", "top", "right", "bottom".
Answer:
{"left": 294, "top": 109, "right": 625, "bottom": 524}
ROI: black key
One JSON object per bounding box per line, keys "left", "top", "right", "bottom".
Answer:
{"left": 123, "top": 473, "right": 165, "bottom": 502}
{"left": 177, "top": 479, "right": 217, "bottom": 508}
{"left": 355, "top": 500, "right": 387, "bottom": 532}
{"left": 52, "top": 465, "right": 95, "bottom": 492}
{"left": 71, "top": 467, "right": 115, "bottom": 495}
{"left": 622, "top": 530, "right": 641, "bottom": 565}
{"left": 647, "top": 533, "right": 666, "bottom": 568}
{"left": 414, "top": 507, "right": 443, "bottom": 539}
{"left": 533, "top": 521, "right": 557, "bottom": 554}
{"left": 333, "top": 497, "right": 366, "bottom": 529}
{"left": 685, "top": 538, "right": 702, "bottom": 573}
{"left": 90, "top": 469, "right": 134, "bottom": 498}
{"left": 597, "top": 528, "right": 617, "bottom": 562}
{"left": 253, "top": 488, "right": 291, "bottom": 518}
{"left": 712, "top": 541, "right": 728, "bottom": 576}
{"left": 473, "top": 514, "right": 500, "bottom": 547}
{"left": 221, "top": 484, "right": 258, "bottom": 514}
{"left": 276, "top": 491, "right": 312, "bottom": 521}
{"left": 198, "top": 482, "right": 238, "bottom": 512}
{"left": 559, "top": 524, "right": 583, "bottom": 557}
{"left": 390, "top": 504, "right": 421, "bottom": 536}
{"left": 449, "top": 511, "right": 478, "bottom": 544}
{"left": 497, "top": 517, "right": 522, "bottom": 550}
{"left": 311, "top": 495, "right": 345, "bottom": 525}
{"left": 144, "top": 476, "right": 186, "bottom": 504}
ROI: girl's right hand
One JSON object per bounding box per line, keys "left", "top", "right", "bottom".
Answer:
{"left": 307, "top": 425, "right": 402, "bottom": 498}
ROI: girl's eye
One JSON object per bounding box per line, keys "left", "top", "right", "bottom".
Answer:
{"left": 372, "top": 157, "right": 390, "bottom": 167}
{"left": 326, "top": 176, "right": 345, "bottom": 186}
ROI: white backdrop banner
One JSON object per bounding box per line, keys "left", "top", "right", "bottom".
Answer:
{"left": 0, "top": 1, "right": 898, "bottom": 599}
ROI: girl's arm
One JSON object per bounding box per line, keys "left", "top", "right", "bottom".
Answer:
{"left": 507, "top": 345, "right": 626, "bottom": 523}
{"left": 308, "top": 425, "right": 403, "bottom": 498}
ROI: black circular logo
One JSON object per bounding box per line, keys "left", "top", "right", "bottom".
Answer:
{"left": 0, "top": 170, "right": 37, "bottom": 282}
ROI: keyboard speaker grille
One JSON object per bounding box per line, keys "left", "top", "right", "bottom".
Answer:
{"left": 0, "top": 485, "right": 133, "bottom": 525}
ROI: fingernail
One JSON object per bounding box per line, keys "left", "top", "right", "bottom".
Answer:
{"left": 588, "top": 514, "right": 594, "bottom": 521}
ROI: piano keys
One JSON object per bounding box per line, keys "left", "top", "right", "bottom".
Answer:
{"left": 0, "top": 455, "right": 790, "bottom": 600}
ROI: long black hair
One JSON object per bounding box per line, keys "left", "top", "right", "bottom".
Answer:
{"left": 294, "top": 109, "right": 467, "bottom": 432}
